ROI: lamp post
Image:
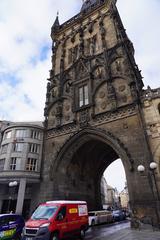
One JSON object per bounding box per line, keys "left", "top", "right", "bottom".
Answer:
{"left": 137, "top": 162, "right": 160, "bottom": 228}
{"left": 8, "top": 181, "right": 18, "bottom": 213}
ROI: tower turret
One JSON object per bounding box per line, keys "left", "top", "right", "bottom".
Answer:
{"left": 51, "top": 13, "right": 60, "bottom": 40}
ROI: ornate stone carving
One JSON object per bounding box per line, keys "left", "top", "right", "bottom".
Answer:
{"left": 79, "top": 109, "right": 90, "bottom": 127}
{"left": 99, "top": 91, "right": 105, "bottom": 99}
{"left": 101, "top": 102, "right": 107, "bottom": 110}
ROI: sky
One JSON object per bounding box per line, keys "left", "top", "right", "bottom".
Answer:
{"left": 0, "top": 0, "right": 160, "bottom": 191}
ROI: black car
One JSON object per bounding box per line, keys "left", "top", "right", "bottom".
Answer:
{"left": 112, "top": 210, "right": 126, "bottom": 221}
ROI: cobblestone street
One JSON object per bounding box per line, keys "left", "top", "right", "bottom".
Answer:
{"left": 85, "top": 221, "right": 160, "bottom": 240}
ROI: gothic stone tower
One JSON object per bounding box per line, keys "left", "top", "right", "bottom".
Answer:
{"left": 37, "top": 0, "right": 159, "bottom": 225}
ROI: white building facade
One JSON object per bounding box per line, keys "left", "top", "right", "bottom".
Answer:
{"left": 0, "top": 122, "right": 44, "bottom": 218}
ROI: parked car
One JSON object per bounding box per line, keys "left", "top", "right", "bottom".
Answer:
{"left": 112, "top": 210, "right": 126, "bottom": 221}
{"left": 23, "top": 200, "right": 89, "bottom": 240}
{"left": 0, "top": 213, "right": 25, "bottom": 240}
{"left": 88, "top": 210, "right": 114, "bottom": 226}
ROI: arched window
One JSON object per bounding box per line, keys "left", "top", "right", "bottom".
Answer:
{"left": 158, "top": 103, "right": 160, "bottom": 114}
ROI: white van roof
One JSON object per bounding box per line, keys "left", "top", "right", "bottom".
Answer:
{"left": 46, "top": 200, "right": 87, "bottom": 204}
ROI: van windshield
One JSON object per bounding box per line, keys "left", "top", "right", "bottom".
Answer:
{"left": 31, "top": 205, "right": 58, "bottom": 220}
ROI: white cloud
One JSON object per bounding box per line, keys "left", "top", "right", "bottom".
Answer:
{"left": 0, "top": 0, "right": 81, "bottom": 121}
{"left": 117, "top": 0, "right": 160, "bottom": 88}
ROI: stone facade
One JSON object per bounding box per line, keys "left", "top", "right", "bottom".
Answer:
{"left": 142, "top": 88, "right": 160, "bottom": 170}
{"left": 38, "top": 0, "right": 160, "bottom": 226}
{"left": 0, "top": 121, "right": 44, "bottom": 218}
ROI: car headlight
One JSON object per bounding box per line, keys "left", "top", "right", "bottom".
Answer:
{"left": 40, "top": 222, "right": 50, "bottom": 228}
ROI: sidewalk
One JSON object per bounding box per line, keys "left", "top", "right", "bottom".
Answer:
{"left": 94, "top": 227, "right": 160, "bottom": 240}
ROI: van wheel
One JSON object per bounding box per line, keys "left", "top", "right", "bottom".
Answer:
{"left": 91, "top": 219, "right": 95, "bottom": 226}
{"left": 51, "top": 233, "right": 59, "bottom": 240}
{"left": 80, "top": 229, "right": 85, "bottom": 239}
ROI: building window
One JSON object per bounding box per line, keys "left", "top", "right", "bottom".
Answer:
{"left": 10, "top": 157, "right": 21, "bottom": 170}
{"left": 1, "top": 144, "right": 8, "bottom": 154}
{"left": 79, "top": 85, "right": 89, "bottom": 107}
{"left": 10, "top": 158, "right": 16, "bottom": 170}
{"left": 4, "top": 131, "right": 12, "bottom": 139}
{"left": 13, "top": 143, "right": 24, "bottom": 152}
{"left": 29, "top": 143, "right": 40, "bottom": 154}
{"left": 0, "top": 159, "right": 5, "bottom": 171}
{"left": 31, "top": 130, "right": 41, "bottom": 140}
{"left": 26, "top": 158, "right": 37, "bottom": 171}
{"left": 15, "top": 129, "right": 27, "bottom": 139}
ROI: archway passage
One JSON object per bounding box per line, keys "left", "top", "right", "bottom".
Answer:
{"left": 67, "top": 139, "right": 119, "bottom": 210}
{"left": 53, "top": 129, "right": 133, "bottom": 211}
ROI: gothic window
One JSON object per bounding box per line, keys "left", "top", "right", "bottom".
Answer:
{"left": 158, "top": 103, "right": 160, "bottom": 114}
{"left": 26, "top": 158, "right": 37, "bottom": 171}
{"left": 79, "top": 85, "right": 89, "bottom": 107}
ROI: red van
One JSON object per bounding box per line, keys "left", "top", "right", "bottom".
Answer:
{"left": 23, "top": 200, "right": 89, "bottom": 240}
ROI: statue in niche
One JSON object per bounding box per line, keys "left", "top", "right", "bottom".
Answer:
{"left": 90, "top": 35, "right": 97, "bottom": 55}
{"left": 51, "top": 80, "right": 58, "bottom": 98}
{"left": 88, "top": 20, "right": 93, "bottom": 33}
{"left": 79, "top": 40, "right": 84, "bottom": 56}
{"left": 72, "top": 45, "right": 78, "bottom": 62}
{"left": 56, "top": 104, "right": 62, "bottom": 117}
{"left": 65, "top": 81, "right": 72, "bottom": 93}
{"left": 99, "top": 20, "right": 106, "bottom": 39}
{"left": 115, "top": 59, "right": 121, "bottom": 72}
{"left": 130, "top": 83, "right": 137, "bottom": 100}
{"left": 90, "top": 39, "right": 94, "bottom": 55}
{"left": 68, "top": 48, "right": 73, "bottom": 64}
{"left": 94, "top": 66, "right": 103, "bottom": 79}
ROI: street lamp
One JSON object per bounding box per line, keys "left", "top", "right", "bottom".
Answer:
{"left": 137, "top": 162, "right": 160, "bottom": 228}
{"left": 8, "top": 181, "right": 18, "bottom": 213}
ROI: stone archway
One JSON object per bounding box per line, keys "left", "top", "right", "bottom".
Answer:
{"left": 51, "top": 128, "right": 134, "bottom": 210}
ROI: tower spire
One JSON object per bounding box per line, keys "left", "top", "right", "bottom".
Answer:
{"left": 51, "top": 11, "right": 60, "bottom": 39}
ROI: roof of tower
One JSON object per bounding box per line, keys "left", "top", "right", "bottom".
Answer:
{"left": 51, "top": 14, "right": 60, "bottom": 33}
{"left": 81, "top": 0, "right": 105, "bottom": 12}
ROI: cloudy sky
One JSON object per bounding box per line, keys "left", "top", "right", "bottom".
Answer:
{"left": 0, "top": 0, "right": 159, "bottom": 191}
